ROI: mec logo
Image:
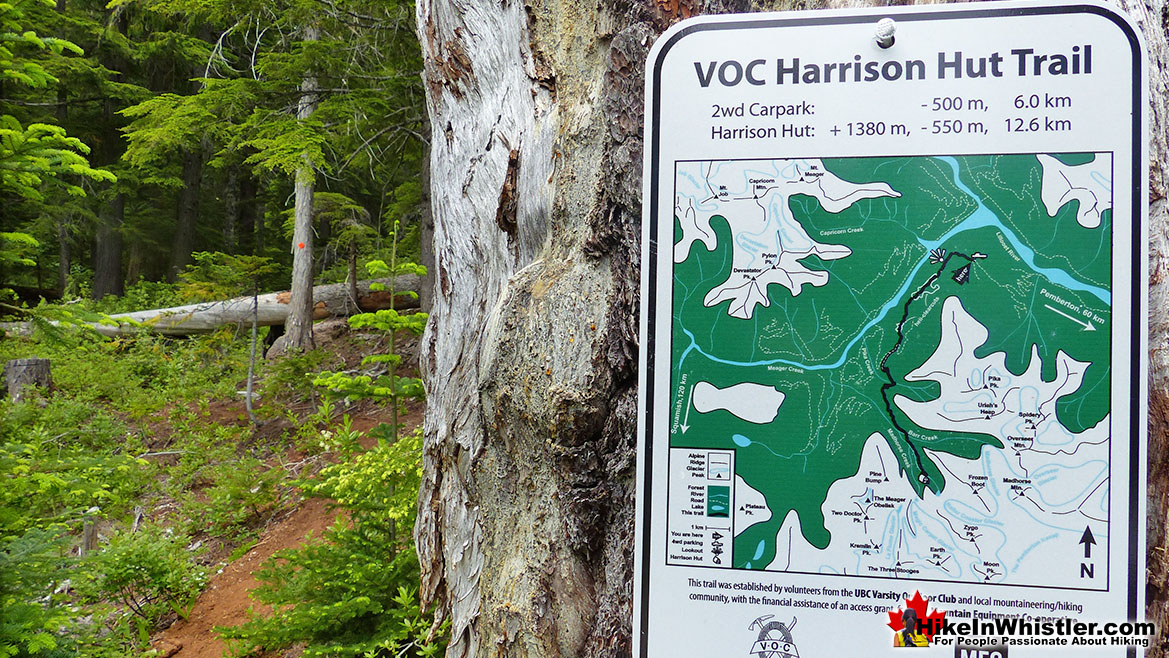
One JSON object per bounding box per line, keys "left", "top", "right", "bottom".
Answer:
{"left": 956, "top": 645, "right": 1007, "bottom": 658}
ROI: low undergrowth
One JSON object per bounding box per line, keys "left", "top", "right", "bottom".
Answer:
{"left": 0, "top": 274, "right": 442, "bottom": 657}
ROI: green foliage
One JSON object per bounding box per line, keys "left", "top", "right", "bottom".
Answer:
{"left": 312, "top": 303, "right": 427, "bottom": 401}
{"left": 308, "top": 429, "right": 422, "bottom": 536}
{"left": 0, "top": 0, "right": 113, "bottom": 203}
{"left": 0, "top": 401, "right": 147, "bottom": 534}
{"left": 315, "top": 254, "right": 427, "bottom": 408}
{"left": 284, "top": 191, "right": 370, "bottom": 240}
{"left": 183, "top": 458, "right": 284, "bottom": 540}
{"left": 0, "top": 326, "right": 269, "bottom": 655}
{"left": 0, "top": 231, "right": 39, "bottom": 268}
{"left": 0, "top": 261, "right": 437, "bottom": 657}
{"left": 0, "top": 318, "right": 250, "bottom": 419}
{"left": 219, "top": 429, "right": 445, "bottom": 658}
{"left": 0, "top": 528, "right": 75, "bottom": 658}
{"left": 364, "top": 259, "right": 426, "bottom": 291}
{"left": 242, "top": 112, "right": 328, "bottom": 180}
{"left": 0, "top": 0, "right": 432, "bottom": 631}
{"left": 220, "top": 213, "right": 437, "bottom": 654}
{"left": 0, "top": 392, "right": 154, "bottom": 657}
{"left": 119, "top": 93, "right": 219, "bottom": 182}
{"left": 259, "top": 347, "right": 335, "bottom": 401}
{"left": 0, "top": 231, "right": 40, "bottom": 302}
{"left": 312, "top": 412, "right": 363, "bottom": 456}
{"left": 0, "top": 1, "right": 82, "bottom": 86}
{"left": 177, "top": 251, "right": 280, "bottom": 302}
{"left": 78, "top": 525, "right": 207, "bottom": 623}
{"left": 0, "top": 116, "right": 116, "bottom": 200}
{"left": 312, "top": 361, "right": 424, "bottom": 403}
{"left": 90, "top": 279, "right": 183, "bottom": 314}
{"left": 384, "top": 181, "right": 423, "bottom": 226}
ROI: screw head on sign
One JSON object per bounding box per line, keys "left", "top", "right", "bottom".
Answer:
{"left": 875, "top": 18, "right": 896, "bottom": 49}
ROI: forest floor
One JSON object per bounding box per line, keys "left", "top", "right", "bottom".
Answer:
{"left": 151, "top": 399, "right": 424, "bottom": 658}
{"left": 151, "top": 496, "right": 337, "bottom": 658}
{"left": 1, "top": 310, "right": 431, "bottom": 658}
{"left": 144, "top": 325, "right": 426, "bottom": 658}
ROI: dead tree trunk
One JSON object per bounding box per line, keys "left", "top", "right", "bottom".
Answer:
{"left": 416, "top": 2, "right": 738, "bottom": 657}
{"left": 416, "top": 2, "right": 1168, "bottom": 658}
{"left": 6, "top": 358, "right": 52, "bottom": 401}
{"left": 0, "top": 276, "right": 419, "bottom": 338}
{"left": 284, "top": 24, "right": 320, "bottom": 351}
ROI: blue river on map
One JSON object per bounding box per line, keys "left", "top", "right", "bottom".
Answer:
{"left": 676, "top": 156, "right": 1111, "bottom": 374}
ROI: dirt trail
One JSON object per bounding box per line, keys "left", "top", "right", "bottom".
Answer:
{"left": 151, "top": 401, "right": 423, "bottom": 658}
{"left": 152, "top": 496, "right": 339, "bottom": 658}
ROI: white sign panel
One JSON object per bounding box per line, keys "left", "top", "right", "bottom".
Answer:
{"left": 635, "top": 2, "right": 1148, "bottom": 656}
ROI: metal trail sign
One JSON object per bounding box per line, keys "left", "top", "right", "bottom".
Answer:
{"left": 635, "top": 2, "right": 1148, "bottom": 656}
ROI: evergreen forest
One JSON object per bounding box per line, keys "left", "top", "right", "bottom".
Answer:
{"left": 0, "top": 0, "right": 442, "bottom": 655}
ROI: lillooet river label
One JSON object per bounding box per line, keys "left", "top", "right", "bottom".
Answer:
{"left": 635, "top": 3, "right": 1148, "bottom": 657}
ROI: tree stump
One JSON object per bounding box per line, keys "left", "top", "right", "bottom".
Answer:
{"left": 6, "top": 358, "right": 52, "bottom": 401}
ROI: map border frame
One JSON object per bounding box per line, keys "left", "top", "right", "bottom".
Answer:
{"left": 635, "top": 4, "right": 1145, "bottom": 657}
{"left": 664, "top": 151, "right": 1116, "bottom": 594}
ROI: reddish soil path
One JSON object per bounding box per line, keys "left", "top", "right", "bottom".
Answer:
{"left": 150, "top": 400, "right": 423, "bottom": 658}
{"left": 152, "top": 496, "right": 340, "bottom": 658}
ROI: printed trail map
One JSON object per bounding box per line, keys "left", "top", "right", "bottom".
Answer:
{"left": 665, "top": 154, "right": 1112, "bottom": 590}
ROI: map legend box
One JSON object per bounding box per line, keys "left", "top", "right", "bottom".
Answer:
{"left": 667, "top": 448, "right": 736, "bottom": 568}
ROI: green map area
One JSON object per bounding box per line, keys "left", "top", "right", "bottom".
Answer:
{"left": 670, "top": 154, "right": 1112, "bottom": 571}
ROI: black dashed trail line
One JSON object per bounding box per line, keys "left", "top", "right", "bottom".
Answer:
{"left": 877, "top": 250, "right": 977, "bottom": 488}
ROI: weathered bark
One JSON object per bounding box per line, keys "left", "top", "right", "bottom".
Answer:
{"left": 0, "top": 276, "right": 420, "bottom": 338}
{"left": 419, "top": 139, "right": 435, "bottom": 314}
{"left": 417, "top": 2, "right": 1169, "bottom": 658}
{"left": 416, "top": 1, "right": 737, "bottom": 657}
{"left": 5, "top": 358, "right": 52, "bottom": 401}
{"left": 284, "top": 23, "right": 320, "bottom": 350}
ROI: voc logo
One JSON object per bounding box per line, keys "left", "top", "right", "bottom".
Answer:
{"left": 748, "top": 615, "right": 799, "bottom": 658}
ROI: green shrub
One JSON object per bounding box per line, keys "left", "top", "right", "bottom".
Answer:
{"left": 0, "top": 529, "right": 75, "bottom": 658}
{"left": 78, "top": 524, "right": 207, "bottom": 625}
{"left": 259, "top": 348, "right": 335, "bottom": 402}
{"left": 0, "top": 328, "right": 250, "bottom": 420}
{"left": 0, "top": 404, "right": 147, "bottom": 535}
{"left": 90, "top": 280, "right": 183, "bottom": 314}
{"left": 183, "top": 458, "right": 284, "bottom": 540}
{"left": 219, "top": 429, "right": 446, "bottom": 657}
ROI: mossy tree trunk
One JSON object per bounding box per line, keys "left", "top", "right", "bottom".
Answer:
{"left": 415, "top": 1, "right": 1169, "bottom": 657}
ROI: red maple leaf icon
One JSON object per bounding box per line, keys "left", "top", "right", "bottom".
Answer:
{"left": 886, "top": 591, "right": 947, "bottom": 642}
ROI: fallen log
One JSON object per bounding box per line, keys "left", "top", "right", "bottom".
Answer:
{"left": 0, "top": 276, "right": 421, "bottom": 337}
